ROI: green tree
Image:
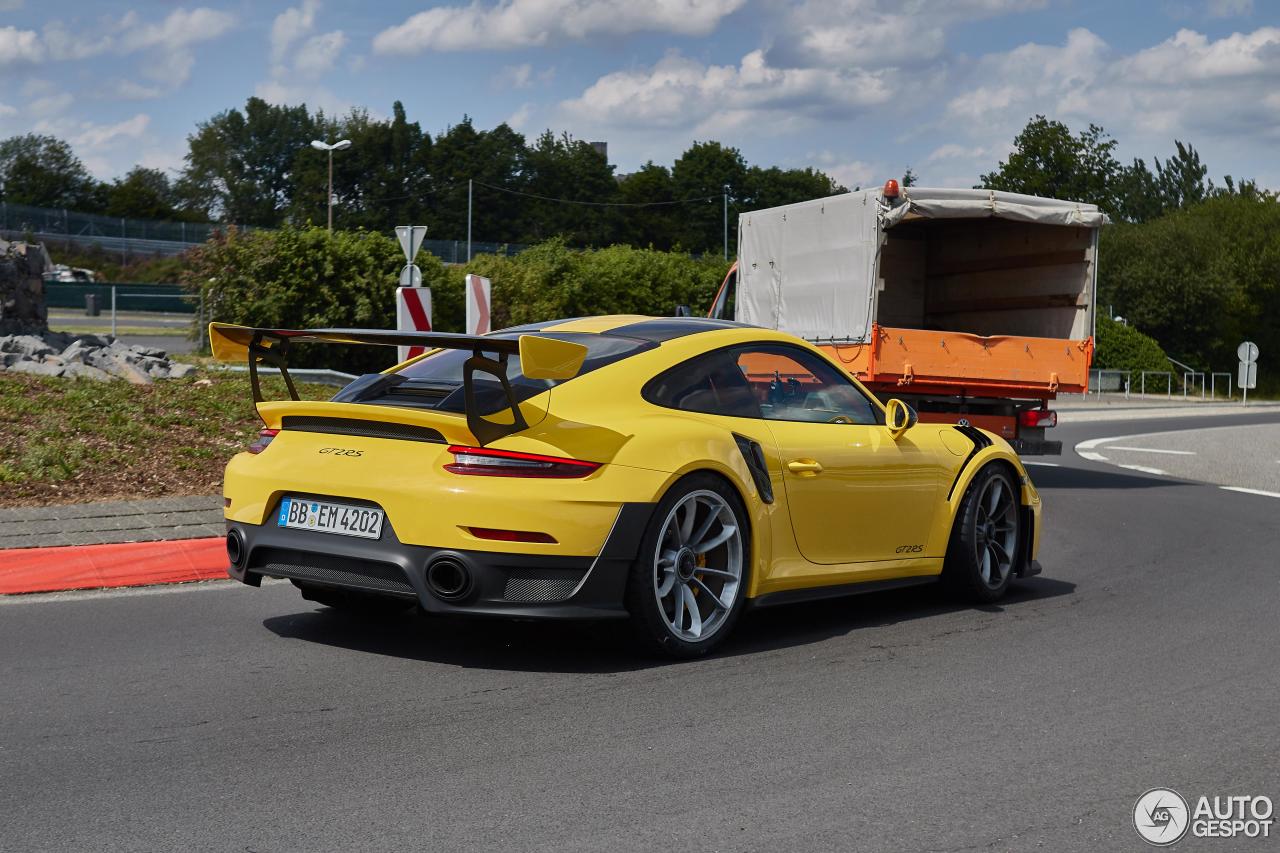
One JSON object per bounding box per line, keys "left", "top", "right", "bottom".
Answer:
{"left": 179, "top": 97, "right": 317, "bottom": 225}
{"left": 427, "top": 118, "right": 529, "bottom": 246}
{"left": 521, "top": 131, "right": 618, "bottom": 245}
{"left": 104, "top": 167, "right": 186, "bottom": 220}
{"left": 616, "top": 162, "right": 677, "bottom": 250}
{"left": 744, "top": 165, "right": 845, "bottom": 212}
{"left": 671, "top": 141, "right": 749, "bottom": 253}
{"left": 1099, "top": 193, "right": 1280, "bottom": 380}
{"left": 0, "top": 134, "right": 104, "bottom": 211}
{"left": 979, "top": 116, "right": 1124, "bottom": 216}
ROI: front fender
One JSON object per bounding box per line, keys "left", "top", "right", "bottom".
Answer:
{"left": 945, "top": 431, "right": 1042, "bottom": 566}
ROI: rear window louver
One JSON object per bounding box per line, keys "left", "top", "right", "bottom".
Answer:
{"left": 280, "top": 415, "right": 445, "bottom": 444}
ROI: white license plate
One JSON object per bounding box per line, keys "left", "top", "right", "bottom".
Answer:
{"left": 277, "top": 497, "right": 384, "bottom": 539}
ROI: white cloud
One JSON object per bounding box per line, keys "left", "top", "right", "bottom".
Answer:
{"left": 1207, "top": 0, "right": 1252, "bottom": 16}
{"left": 28, "top": 92, "right": 73, "bottom": 117}
{"left": 69, "top": 114, "right": 151, "bottom": 149}
{"left": 271, "top": 0, "right": 321, "bottom": 63}
{"left": 767, "top": 0, "right": 1047, "bottom": 70}
{"left": 494, "top": 63, "right": 554, "bottom": 89}
{"left": 293, "top": 30, "right": 347, "bottom": 77}
{"left": 254, "top": 80, "right": 350, "bottom": 115}
{"left": 373, "top": 0, "right": 744, "bottom": 54}
{"left": 0, "top": 25, "right": 44, "bottom": 65}
{"left": 0, "top": 102, "right": 16, "bottom": 118}
{"left": 506, "top": 103, "right": 533, "bottom": 129}
{"left": 562, "top": 49, "right": 892, "bottom": 133}
{"left": 116, "top": 7, "right": 236, "bottom": 53}
{"left": 41, "top": 7, "right": 236, "bottom": 61}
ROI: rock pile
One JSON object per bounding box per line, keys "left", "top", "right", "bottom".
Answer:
{"left": 0, "top": 332, "right": 196, "bottom": 383}
{"left": 1, "top": 238, "right": 51, "bottom": 336}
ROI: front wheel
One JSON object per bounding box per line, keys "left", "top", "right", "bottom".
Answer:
{"left": 625, "top": 474, "right": 751, "bottom": 658}
{"left": 942, "top": 464, "right": 1021, "bottom": 603}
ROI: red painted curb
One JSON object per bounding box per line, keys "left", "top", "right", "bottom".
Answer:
{"left": 0, "top": 538, "right": 230, "bottom": 595}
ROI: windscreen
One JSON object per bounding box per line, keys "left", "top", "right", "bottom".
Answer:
{"left": 346, "top": 332, "right": 656, "bottom": 415}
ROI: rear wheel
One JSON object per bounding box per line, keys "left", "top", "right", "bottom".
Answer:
{"left": 942, "top": 464, "right": 1020, "bottom": 603}
{"left": 625, "top": 474, "right": 750, "bottom": 658}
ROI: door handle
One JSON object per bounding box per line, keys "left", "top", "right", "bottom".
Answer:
{"left": 787, "top": 459, "right": 824, "bottom": 475}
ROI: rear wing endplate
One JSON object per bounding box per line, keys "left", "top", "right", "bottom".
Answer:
{"left": 208, "top": 323, "right": 587, "bottom": 445}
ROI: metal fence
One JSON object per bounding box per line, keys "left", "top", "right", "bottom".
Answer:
{"left": 1, "top": 201, "right": 531, "bottom": 262}
{"left": 1086, "top": 368, "right": 1235, "bottom": 400}
{"left": 43, "top": 282, "right": 194, "bottom": 313}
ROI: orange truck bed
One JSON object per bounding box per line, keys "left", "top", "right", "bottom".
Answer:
{"left": 819, "top": 324, "right": 1093, "bottom": 399}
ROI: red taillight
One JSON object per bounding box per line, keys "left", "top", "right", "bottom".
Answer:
{"left": 444, "top": 445, "right": 601, "bottom": 478}
{"left": 467, "top": 527, "right": 557, "bottom": 543}
{"left": 1019, "top": 409, "right": 1057, "bottom": 428}
{"left": 248, "top": 428, "right": 279, "bottom": 454}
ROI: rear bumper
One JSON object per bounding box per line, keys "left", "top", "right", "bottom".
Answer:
{"left": 227, "top": 503, "right": 654, "bottom": 619}
{"left": 1009, "top": 437, "right": 1062, "bottom": 456}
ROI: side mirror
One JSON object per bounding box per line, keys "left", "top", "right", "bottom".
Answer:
{"left": 885, "top": 398, "right": 918, "bottom": 439}
{"left": 518, "top": 334, "right": 588, "bottom": 380}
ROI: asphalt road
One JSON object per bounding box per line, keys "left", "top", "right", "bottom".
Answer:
{"left": 3, "top": 412, "right": 1279, "bottom": 852}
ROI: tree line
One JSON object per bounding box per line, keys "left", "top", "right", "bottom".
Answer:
{"left": 981, "top": 115, "right": 1276, "bottom": 385}
{"left": 0, "top": 98, "right": 845, "bottom": 253}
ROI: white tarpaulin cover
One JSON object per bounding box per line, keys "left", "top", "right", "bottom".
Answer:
{"left": 736, "top": 187, "right": 1105, "bottom": 341}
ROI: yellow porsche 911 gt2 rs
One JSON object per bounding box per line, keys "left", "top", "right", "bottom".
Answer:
{"left": 212, "top": 315, "right": 1042, "bottom": 657}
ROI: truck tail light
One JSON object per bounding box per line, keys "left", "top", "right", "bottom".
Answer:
{"left": 444, "top": 445, "right": 601, "bottom": 478}
{"left": 248, "top": 429, "right": 279, "bottom": 453}
{"left": 1019, "top": 409, "right": 1057, "bottom": 428}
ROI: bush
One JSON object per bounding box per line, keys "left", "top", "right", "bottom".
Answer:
{"left": 184, "top": 225, "right": 449, "bottom": 373}
{"left": 1093, "top": 314, "right": 1172, "bottom": 375}
{"left": 438, "top": 238, "right": 730, "bottom": 330}
{"left": 185, "top": 229, "right": 731, "bottom": 372}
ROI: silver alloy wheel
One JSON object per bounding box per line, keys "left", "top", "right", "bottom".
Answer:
{"left": 652, "top": 489, "right": 743, "bottom": 642}
{"left": 973, "top": 474, "right": 1018, "bottom": 588}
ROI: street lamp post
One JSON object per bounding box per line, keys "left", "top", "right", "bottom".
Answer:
{"left": 310, "top": 139, "right": 352, "bottom": 232}
{"left": 723, "top": 184, "right": 730, "bottom": 261}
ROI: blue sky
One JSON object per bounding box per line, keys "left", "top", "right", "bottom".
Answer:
{"left": 2, "top": 0, "right": 1279, "bottom": 194}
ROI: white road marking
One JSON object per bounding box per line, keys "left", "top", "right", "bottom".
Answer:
{"left": 1220, "top": 486, "right": 1280, "bottom": 499}
{"left": 1106, "top": 446, "right": 1196, "bottom": 455}
{"left": 1021, "top": 461, "right": 1060, "bottom": 467}
{"left": 1117, "top": 463, "right": 1169, "bottom": 476}
{"left": 1077, "top": 451, "right": 1109, "bottom": 462}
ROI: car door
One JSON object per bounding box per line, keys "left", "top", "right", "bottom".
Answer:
{"left": 731, "top": 344, "right": 947, "bottom": 565}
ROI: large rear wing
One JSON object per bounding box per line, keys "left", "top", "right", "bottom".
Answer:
{"left": 208, "top": 323, "right": 588, "bottom": 445}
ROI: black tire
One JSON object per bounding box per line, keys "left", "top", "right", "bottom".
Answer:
{"left": 624, "top": 473, "right": 751, "bottom": 658}
{"left": 942, "top": 463, "right": 1021, "bottom": 603}
{"left": 293, "top": 582, "right": 415, "bottom": 618}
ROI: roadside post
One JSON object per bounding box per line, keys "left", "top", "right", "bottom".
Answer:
{"left": 395, "top": 225, "right": 432, "bottom": 363}
{"left": 1238, "top": 341, "right": 1259, "bottom": 405}
{"left": 465, "top": 273, "right": 491, "bottom": 336}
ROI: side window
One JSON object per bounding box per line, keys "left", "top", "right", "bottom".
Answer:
{"left": 733, "top": 345, "right": 881, "bottom": 425}
{"left": 643, "top": 351, "right": 762, "bottom": 418}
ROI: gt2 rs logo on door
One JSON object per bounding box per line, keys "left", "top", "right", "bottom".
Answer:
{"left": 895, "top": 544, "right": 923, "bottom": 554}
{"left": 319, "top": 447, "right": 363, "bottom": 457}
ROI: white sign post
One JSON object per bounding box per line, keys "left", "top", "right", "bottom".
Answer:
{"left": 1237, "top": 340, "right": 1259, "bottom": 405}
{"left": 395, "top": 225, "right": 431, "bottom": 362}
{"left": 465, "top": 274, "right": 491, "bottom": 336}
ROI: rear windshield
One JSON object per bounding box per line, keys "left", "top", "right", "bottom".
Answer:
{"left": 345, "top": 332, "right": 655, "bottom": 415}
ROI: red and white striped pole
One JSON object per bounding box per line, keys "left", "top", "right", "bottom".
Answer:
{"left": 465, "top": 274, "right": 491, "bottom": 336}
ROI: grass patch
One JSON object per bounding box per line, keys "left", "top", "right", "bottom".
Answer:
{"left": 0, "top": 371, "right": 332, "bottom": 507}
{"left": 47, "top": 325, "right": 190, "bottom": 337}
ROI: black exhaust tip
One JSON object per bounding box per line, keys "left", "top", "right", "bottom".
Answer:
{"left": 425, "top": 557, "right": 472, "bottom": 601}
{"left": 226, "top": 530, "right": 245, "bottom": 568}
